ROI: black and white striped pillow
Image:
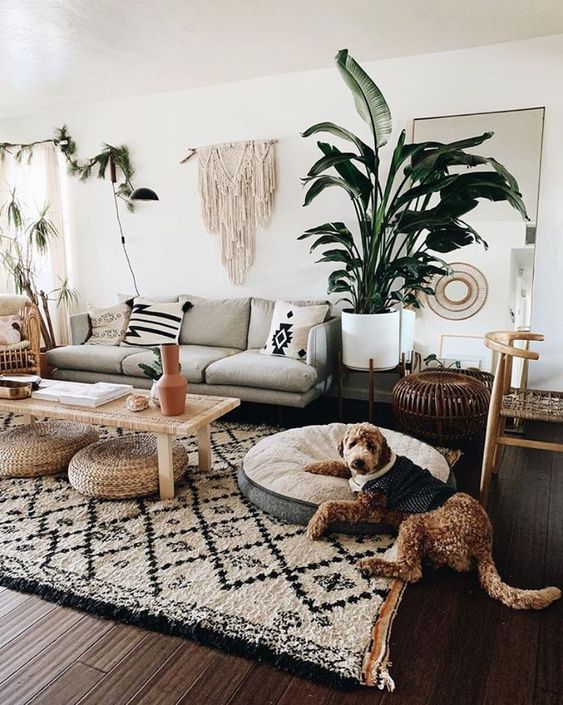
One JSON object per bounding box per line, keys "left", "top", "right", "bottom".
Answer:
{"left": 122, "top": 299, "right": 192, "bottom": 347}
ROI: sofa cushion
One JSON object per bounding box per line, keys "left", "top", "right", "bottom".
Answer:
{"left": 47, "top": 345, "right": 141, "bottom": 375}
{"left": 86, "top": 303, "right": 131, "bottom": 346}
{"left": 178, "top": 295, "right": 250, "bottom": 350}
{"left": 122, "top": 345, "right": 241, "bottom": 383}
{"left": 205, "top": 349, "right": 318, "bottom": 393}
{"left": 247, "top": 298, "right": 330, "bottom": 350}
{"left": 123, "top": 299, "right": 189, "bottom": 348}
{"left": 261, "top": 301, "right": 329, "bottom": 361}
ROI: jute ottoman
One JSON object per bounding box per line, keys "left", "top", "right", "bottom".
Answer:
{"left": 0, "top": 421, "right": 99, "bottom": 478}
{"left": 68, "top": 433, "right": 188, "bottom": 499}
{"left": 239, "top": 423, "right": 454, "bottom": 534}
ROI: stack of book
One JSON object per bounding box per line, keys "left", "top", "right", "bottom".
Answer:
{"left": 32, "top": 381, "right": 133, "bottom": 408}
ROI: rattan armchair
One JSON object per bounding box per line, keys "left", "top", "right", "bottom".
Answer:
{"left": 480, "top": 331, "right": 563, "bottom": 504}
{"left": 0, "top": 296, "right": 41, "bottom": 375}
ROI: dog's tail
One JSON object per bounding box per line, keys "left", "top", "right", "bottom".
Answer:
{"left": 476, "top": 553, "right": 561, "bottom": 610}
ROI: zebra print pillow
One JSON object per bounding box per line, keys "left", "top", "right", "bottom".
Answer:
{"left": 122, "top": 299, "right": 192, "bottom": 347}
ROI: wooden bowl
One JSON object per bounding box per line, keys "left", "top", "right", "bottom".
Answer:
{"left": 0, "top": 380, "right": 33, "bottom": 399}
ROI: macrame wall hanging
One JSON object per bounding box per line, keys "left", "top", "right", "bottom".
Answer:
{"left": 182, "top": 140, "right": 276, "bottom": 284}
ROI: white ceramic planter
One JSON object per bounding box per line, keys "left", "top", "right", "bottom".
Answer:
{"left": 341, "top": 309, "right": 401, "bottom": 371}
{"left": 400, "top": 308, "right": 416, "bottom": 355}
{"left": 341, "top": 308, "right": 417, "bottom": 371}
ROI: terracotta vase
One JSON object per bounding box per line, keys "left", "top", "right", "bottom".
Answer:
{"left": 155, "top": 344, "right": 187, "bottom": 416}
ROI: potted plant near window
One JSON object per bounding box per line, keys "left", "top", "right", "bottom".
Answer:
{"left": 300, "top": 50, "right": 527, "bottom": 370}
{"left": 0, "top": 189, "right": 78, "bottom": 375}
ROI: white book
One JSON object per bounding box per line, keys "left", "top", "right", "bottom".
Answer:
{"left": 32, "top": 381, "right": 133, "bottom": 407}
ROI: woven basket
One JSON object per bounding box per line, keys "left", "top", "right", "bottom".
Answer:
{"left": 68, "top": 433, "right": 188, "bottom": 499}
{"left": 0, "top": 421, "right": 99, "bottom": 478}
{"left": 392, "top": 371, "right": 490, "bottom": 443}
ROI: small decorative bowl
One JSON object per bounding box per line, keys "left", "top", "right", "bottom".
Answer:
{"left": 0, "top": 380, "right": 33, "bottom": 399}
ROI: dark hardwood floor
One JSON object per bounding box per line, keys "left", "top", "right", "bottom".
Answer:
{"left": 0, "top": 405, "right": 561, "bottom": 705}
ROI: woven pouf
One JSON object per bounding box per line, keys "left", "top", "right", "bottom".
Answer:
{"left": 68, "top": 433, "right": 188, "bottom": 499}
{"left": 392, "top": 371, "right": 490, "bottom": 443}
{"left": 0, "top": 421, "right": 99, "bottom": 478}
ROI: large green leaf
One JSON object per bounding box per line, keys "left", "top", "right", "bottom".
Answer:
{"left": 441, "top": 171, "right": 528, "bottom": 219}
{"left": 425, "top": 224, "right": 479, "bottom": 252}
{"left": 308, "top": 233, "right": 356, "bottom": 253}
{"left": 316, "top": 143, "right": 373, "bottom": 207}
{"left": 303, "top": 175, "right": 362, "bottom": 207}
{"left": 335, "top": 49, "right": 392, "bottom": 148}
{"left": 409, "top": 132, "right": 494, "bottom": 176}
{"left": 298, "top": 221, "right": 351, "bottom": 238}
{"left": 388, "top": 174, "right": 458, "bottom": 215}
{"left": 301, "top": 121, "right": 374, "bottom": 157}
{"left": 316, "top": 248, "right": 361, "bottom": 267}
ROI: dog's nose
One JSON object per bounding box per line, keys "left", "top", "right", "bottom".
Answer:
{"left": 351, "top": 458, "right": 365, "bottom": 470}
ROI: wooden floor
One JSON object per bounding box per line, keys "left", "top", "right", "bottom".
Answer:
{"left": 0, "top": 412, "right": 561, "bottom": 705}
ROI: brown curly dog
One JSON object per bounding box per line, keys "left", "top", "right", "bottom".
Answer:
{"left": 306, "top": 423, "right": 560, "bottom": 610}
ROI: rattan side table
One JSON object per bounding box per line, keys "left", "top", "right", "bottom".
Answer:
{"left": 392, "top": 370, "right": 490, "bottom": 444}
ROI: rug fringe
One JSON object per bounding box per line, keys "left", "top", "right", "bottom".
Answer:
{"left": 0, "top": 571, "right": 361, "bottom": 692}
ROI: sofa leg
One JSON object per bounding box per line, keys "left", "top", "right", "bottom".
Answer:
{"left": 277, "top": 405, "right": 285, "bottom": 427}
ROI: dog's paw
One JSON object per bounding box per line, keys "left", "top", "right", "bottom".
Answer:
{"left": 306, "top": 520, "right": 325, "bottom": 541}
{"left": 356, "top": 557, "right": 378, "bottom": 577}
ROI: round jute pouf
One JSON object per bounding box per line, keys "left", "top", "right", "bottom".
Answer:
{"left": 68, "top": 433, "right": 188, "bottom": 499}
{"left": 392, "top": 371, "right": 490, "bottom": 444}
{"left": 0, "top": 421, "right": 99, "bottom": 478}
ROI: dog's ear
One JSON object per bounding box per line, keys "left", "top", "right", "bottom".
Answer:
{"left": 374, "top": 429, "right": 392, "bottom": 469}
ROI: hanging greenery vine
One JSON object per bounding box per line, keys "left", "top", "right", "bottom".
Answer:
{"left": 0, "top": 125, "right": 136, "bottom": 211}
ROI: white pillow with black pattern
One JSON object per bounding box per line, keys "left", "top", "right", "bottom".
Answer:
{"left": 86, "top": 303, "right": 132, "bottom": 346}
{"left": 261, "top": 301, "right": 329, "bottom": 361}
{"left": 122, "top": 299, "right": 192, "bottom": 347}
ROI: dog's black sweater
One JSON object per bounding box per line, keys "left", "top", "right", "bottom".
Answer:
{"left": 362, "top": 455, "right": 455, "bottom": 513}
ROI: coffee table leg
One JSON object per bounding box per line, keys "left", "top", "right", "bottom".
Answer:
{"left": 198, "top": 423, "right": 212, "bottom": 471}
{"left": 156, "top": 433, "right": 175, "bottom": 500}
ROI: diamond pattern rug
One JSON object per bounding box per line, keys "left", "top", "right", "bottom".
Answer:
{"left": 0, "top": 414, "right": 452, "bottom": 690}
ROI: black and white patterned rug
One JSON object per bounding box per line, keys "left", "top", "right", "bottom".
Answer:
{"left": 0, "top": 414, "right": 410, "bottom": 690}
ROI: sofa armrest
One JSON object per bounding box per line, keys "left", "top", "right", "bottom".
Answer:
{"left": 307, "top": 316, "right": 341, "bottom": 389}
{"left": 69, "top": 312, "right": 91, "bottom": 345}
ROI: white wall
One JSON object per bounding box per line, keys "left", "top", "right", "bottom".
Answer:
{"left": 1, "top": 34, "right": 562, "bottom": 388}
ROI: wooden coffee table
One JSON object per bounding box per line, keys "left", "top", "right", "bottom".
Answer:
{"left": 0, "top": 391, "right": 240, "bottom": 499}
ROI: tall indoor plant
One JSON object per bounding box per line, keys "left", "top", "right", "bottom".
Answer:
{"left": 0, "top": 189, "right": 77, "bottom": 349}
{"left": 300, "top": 49, "right": 528, "bottom": 369}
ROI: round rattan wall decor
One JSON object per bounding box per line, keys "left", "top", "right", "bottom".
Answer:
{"left": 427, "top": 262, "right": 488, "bottom": 320}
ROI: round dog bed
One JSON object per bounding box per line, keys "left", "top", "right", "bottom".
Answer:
{"left": 239, "top": 423, "right": 454, "bottom": 534}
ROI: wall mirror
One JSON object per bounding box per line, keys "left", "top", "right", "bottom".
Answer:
{"left": 412, "top": 107, "right": 545, "bottom": 375}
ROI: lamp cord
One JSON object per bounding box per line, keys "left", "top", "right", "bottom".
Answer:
{"left": 111, "top": 183, "right": 140, "bottom": 297}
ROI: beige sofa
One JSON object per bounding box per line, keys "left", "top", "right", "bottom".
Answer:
{"left": 47, "top": 295, "right": 340, "bottom": 408}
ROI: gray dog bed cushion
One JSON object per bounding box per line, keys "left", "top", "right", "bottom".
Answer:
{"left": 238, "top": 423, "right": 453, "bottom": 534}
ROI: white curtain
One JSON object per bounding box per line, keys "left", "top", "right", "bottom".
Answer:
{"left": 0, "top": 143, "right": 73, "bottom": 344}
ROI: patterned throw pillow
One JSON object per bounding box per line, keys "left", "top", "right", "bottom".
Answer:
{"left": 261, "top": 301, "right": 329, "bottom": 361}
{"left": 86, "top": 303, "right": 132, "bottom": 346}
{"left": 122, "top": 299, "right": 192, "bottom": 348}
{"left": 0, "top": 315, "right": 23, "bottom": 346}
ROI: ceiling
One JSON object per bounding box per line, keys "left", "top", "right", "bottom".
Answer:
{"left": 2, "top": 0, "right": 563, "bottom": 118}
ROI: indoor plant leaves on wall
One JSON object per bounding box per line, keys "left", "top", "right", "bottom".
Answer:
{"left": 300, "top": 49, "right": 528, "bottom": 370}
